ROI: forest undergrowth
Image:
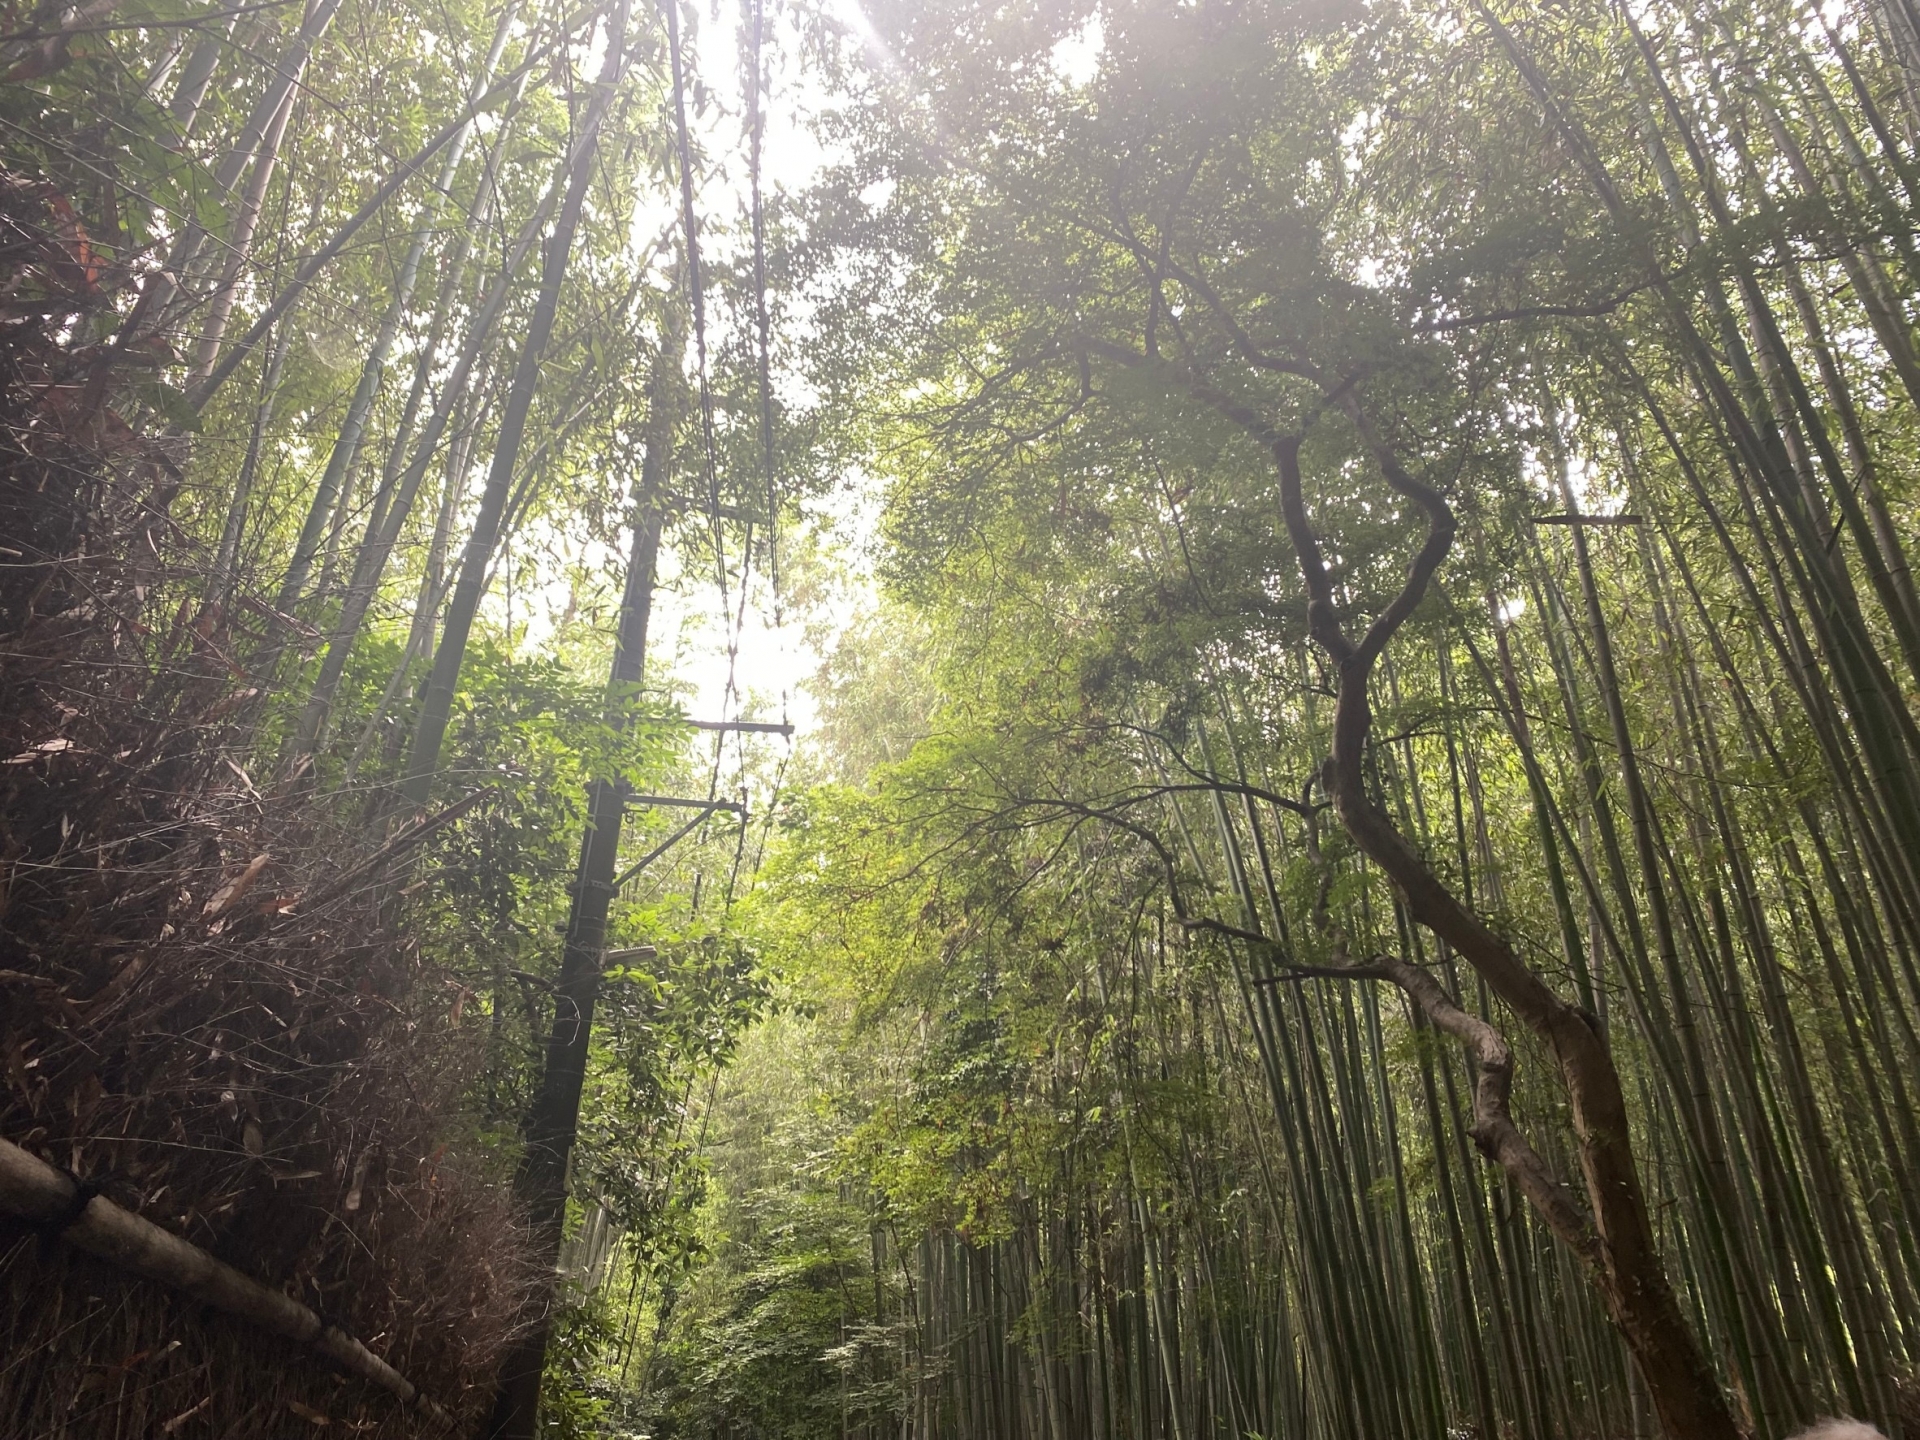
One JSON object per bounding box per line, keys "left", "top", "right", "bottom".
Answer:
{"left": 0, "top": 165, "right": 532, "bottom": 1436}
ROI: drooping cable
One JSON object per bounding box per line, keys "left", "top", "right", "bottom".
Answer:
{"left": 748, "top": 0, "right": 779, "bottom": 621}
{"left": 658, "top": 0, "right": 794, "bottom": 913}
{"left": 747, "top": 0, "right": 793, "bottom": 882}
{"left": 718, "top": 0, "right": 794, "bottom": 911}
{"left": 662, "top": 0, "right": 749, "bottom": 883}
{"left": 662, "top": 0, "right": 728, "bottom": 611}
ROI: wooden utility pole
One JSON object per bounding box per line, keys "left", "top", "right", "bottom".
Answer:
{"left": 484, "top": 345, "right": 673, "bottom": 1440}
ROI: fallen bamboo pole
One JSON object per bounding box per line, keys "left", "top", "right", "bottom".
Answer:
{"left": 0, "top": 1135, "right": 451, "bottom": 1425}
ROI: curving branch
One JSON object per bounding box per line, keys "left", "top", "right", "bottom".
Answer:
{"left": 1298, "top": 788, "right": 1598, "bottom": 1251}
{"left": 1094, "top": 217, "right": 1324, "bottom": 383}
{"left": 1368, "top": 948, "right": 1598, "bottom": 1252}
{"left": 1072, "top": 149, "right": 1740, "bottom": 1440}
{"left": 1268, "top": 390, "right": 1741, "bottom": 1440}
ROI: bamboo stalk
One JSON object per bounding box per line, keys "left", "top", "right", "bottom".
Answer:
{"left": 0, "top": 1136, "right": 451, "bottom": 1424}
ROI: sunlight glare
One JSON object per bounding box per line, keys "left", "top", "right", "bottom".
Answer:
{"left": 1050, "top": 13, "right": 1104, "bottom": 87}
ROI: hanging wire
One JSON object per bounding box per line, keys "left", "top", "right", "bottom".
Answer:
{"left": 611, "top": 0, "right": 795, "bottom": 1357}
{"left": 663, "top": 0, "right": 744, "bottom": 914}
{"left": 719, "top": 0, "right": 793, "bottom": 910}
{"left": 738, "top": 741, "right": 791, "bottom": 900}
{"left": 662, "top": 0, "right": 728, "bottom": 611}
{"left": 703, "top": 549, "right": 755, "bottom": 909}
{"left": 748, "top": 0, "right": 779, "bottom": 621}
{"left": 659, "top": 0, "right": 792, "bottom": 913}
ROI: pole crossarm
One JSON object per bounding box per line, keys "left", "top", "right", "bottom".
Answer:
{"left": 623, "top": 794, "right": 748, "bottom": 812}
{"left": 687, "top": 719, "right": 794, "bottom": 735}
{"left": 1529, "top": 513, "right": 1647, "bottom": 526}
{"left": 602, "top": 944, "right": 658, "bottom": 964}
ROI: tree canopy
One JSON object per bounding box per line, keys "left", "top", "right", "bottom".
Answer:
{"left": 4, "top": 0, "right": 1920, "bottom": 1433}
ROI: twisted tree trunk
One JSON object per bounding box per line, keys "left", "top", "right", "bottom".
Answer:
{"left": 1269, "top": 421, "right": 1742, "bottom": 1440}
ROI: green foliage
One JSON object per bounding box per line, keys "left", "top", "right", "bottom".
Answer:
{"left": 638, "top": 1016, "right": 908, "bottom": 1440}
{"left": 638, "top": 0, "right": 1920, "bottom": 1434}
{"left": 17, "top": 0, "right": 1920, "bottom": 1429}
{"left": 540, "top": 1280, "right": 627, "bottom": 1440}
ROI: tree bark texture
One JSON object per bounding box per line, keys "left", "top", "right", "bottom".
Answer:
{"left": 1271, "top": 427, "right": 1744, "bottom": 1440}
{"left": 484, "top": 342, "right": 673, "bottom": 1440}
